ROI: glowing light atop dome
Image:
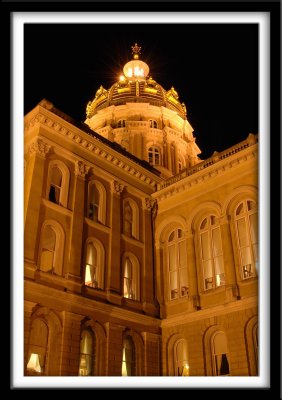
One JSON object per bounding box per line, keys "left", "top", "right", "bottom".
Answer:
{"left": 119, "top": 75, "right": 125, "bottom": 81}
{"left": 122, "top": 43, "right": 149, "bottom": 81}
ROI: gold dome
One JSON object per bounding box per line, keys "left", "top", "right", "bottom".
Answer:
{"left": 86, "top": 44, "right": 187, "bottom": 119}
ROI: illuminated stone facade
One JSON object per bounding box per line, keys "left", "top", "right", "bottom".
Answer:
{"left": 24, "top": 45, "right": 258, "bottom": 377}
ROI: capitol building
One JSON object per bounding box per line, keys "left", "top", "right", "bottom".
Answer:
{"left": 24, "top": 44, "right": 258, "bottom": 377}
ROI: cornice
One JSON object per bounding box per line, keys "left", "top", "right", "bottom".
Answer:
{"left": 24, "top": 107, "right": 162, "bottom": 190}
{"left": 24, "top": 279, "right": 160, "bottom": 330}
{"left": 153, "top": 142, "right": 258, "bottom": 202}
{"left": 161, "top": 296, "right": 258, "bottom": 328}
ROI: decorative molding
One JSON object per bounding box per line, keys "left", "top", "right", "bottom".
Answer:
{"left": 41, "top": 198, "right": 72, "bottom": 217}
{"left": 111, "top": 180, "right": 125, "bottom": 196}
{"left": 24, "top": 111, "right": 160, "bottom": 189}
{"left": 74, "top": 160, "right": 90, "bottom": 178}
{"left": 28, "top": 137, "right": 51, "bottom": 158}
{"left": 142, "top": 197, "right": 156, "bottom": 211}
{"left": 154, "top": 146, "right": 258, "bottom": 202}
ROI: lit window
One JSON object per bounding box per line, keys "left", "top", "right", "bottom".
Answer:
{"left": 167, "top": 228, "right": 188, "bottom": 300}
{"left": 234, "top": 200, "right": 258, "bottom": 280}
{"left": 175, "top": 339, "right": 189, "bottom": 376}
{"left": 148, "top": 146, "right": 161, "bottom": 166}
{"left": 199, "top": 216, "right": 225, "bottom": 290}
{"left": 149, "top": 119, "right": 158, "bottom": 129}
{"left": 123, "top": 256, "right": 140, "bottom": 301}
{"left": 212, "top": 332, "right": 230, "bottom": 376}
{"left": 26, "top": 319, "right": 48, "bottom": 375}
{"left": 79, "top": 330, "right": 95, "bottom": 376}
{"left": 84, "top": 240, "right": 104, "bottom": 289}
{"left": 122, "top": 336, "right": 136, "bottom": 376}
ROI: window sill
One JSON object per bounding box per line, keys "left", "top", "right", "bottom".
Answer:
{"left": 82, "top": 285, "right": 107, "bottom": 301}
{"left": 121, "top": 234, "right": 143, "bottom": 248}
{"left": 84, "top": 217, "right": 110, "bottom": 233}
{"left": 42, "top": 198, "right": 72, "bottom": 216}
{"left": 121, "top": 297, "right": 143, "bottom": 311}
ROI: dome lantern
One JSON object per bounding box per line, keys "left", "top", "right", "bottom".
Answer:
{"left": 123, "top": 43, "right": 149, "bottom": 81}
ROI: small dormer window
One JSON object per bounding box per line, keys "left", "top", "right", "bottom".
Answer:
{"left": 117, "top": 120, "right": 126, "bottom": 128}
{"left": 149, "top": 120, "right": 158, "bottom": 129}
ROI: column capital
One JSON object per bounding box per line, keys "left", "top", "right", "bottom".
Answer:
{"left": 111, "top": 180, "right": 125, "bottom": 196}
{"left": 142, "top": 197, "right": 156, "bottom": 211}
{"left": 74, "top": 160, "right": 90, "bottom": 178}
{"left": 28, "top": 137, "right": 51, "bottom": 158}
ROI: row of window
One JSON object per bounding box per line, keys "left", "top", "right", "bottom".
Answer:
{"left": 165, "top": 199, "right": 257, "bottom": 300}
{"left": 116, "top": 119, "right": 158, "bottom": 129}
{"left": 26, "top": 318, "right": 258, "bottom": 376}
{"left": 47, "top": 155, "right": 184, "bottom": 213}
{"left": 38, "top": 197, "right": 257, "bottom": 302}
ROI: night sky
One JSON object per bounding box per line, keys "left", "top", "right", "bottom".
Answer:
{"left": 24, "top": 23, "right": 258, "bottom": 160}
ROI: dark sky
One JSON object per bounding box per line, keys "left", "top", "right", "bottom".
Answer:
{"left": 24, "top": 23, "right": 258, "bottom": 159}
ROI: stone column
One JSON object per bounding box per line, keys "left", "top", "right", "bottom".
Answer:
{"left": 24, "top": 300, "right": 37, "bottom": 374}
{"left": 167, "top": 142, "right": 172, "bottom": 172}
{"left": 174, "top": 143, "right": 179, "bottom": 174}
{"left": 59, "top": 311, "right": 84, "bottom": 376}
{"left": 106, "top": 180, "right": 124, "bottom": 305}
{"left": 24, "top": 137, "right": 51, "bottom": 263}
{"left": 66, "top": 161, "right": 90, "bottom": 293}
{"left": 141, "top": 198, "right": 158, "bottom": 316}
{"left": 104, "top": 322, "right": 124, "bottom": 376}
{"left": 186, "top": 230, "right": 200, "bottom": 310}
{"left": 220, "top": 215, "right": 238, "bottom": 300}
{"left": 142, "top": 332, "right": 160, "bottom": 376}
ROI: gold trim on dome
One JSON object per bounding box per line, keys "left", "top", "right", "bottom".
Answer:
{"left": 144, "top": 87, "right": 158, "bottom": 94}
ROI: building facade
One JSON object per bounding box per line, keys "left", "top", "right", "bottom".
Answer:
{"left": 24, "top": 44, "right": 258, "bottom": 377}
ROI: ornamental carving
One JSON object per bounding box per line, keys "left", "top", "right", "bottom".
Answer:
{"left": 111, "top": 180, "right": 125, "bottom": 196}
{"left": 74, "top": 161, "right": 90, "bottom": 178}
{"left": 28, "top": 138, "right": 51, "bottom": 158}
{"left": 143, "top": 197, "right": 156, "bottom": 211}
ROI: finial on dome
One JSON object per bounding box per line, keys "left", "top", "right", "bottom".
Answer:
{"left": 131, "top": 43, "right": 141, "bottom": 59}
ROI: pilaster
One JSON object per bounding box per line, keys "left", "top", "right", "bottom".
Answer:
{"left": 107, "top": 180, "right": 124, "bottom": 304}
{"left": 66, "top": 161, "right": 90, "bottom": 293}
{"left": 24, "top": 137, "right": 50, "bottom": 263}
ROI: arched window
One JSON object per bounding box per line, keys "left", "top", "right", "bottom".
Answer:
{"left": 148, "top": 146, "right": 161, "bottom": 166}
{"left": 26, "top": 319, "right": 48, "bottom": 375}
{"left": 149, "top": 119, "right": 158, "bottom": 129}
{"left": 39, "top": 221, "right": 64, "bottom": 276}
{"left": 178, "top": 156, "right": 185, "bottom": 172}
{"left": 88, "top": 181, "right": 106, "bottom": 225}
{"left": 47, "top": 160, "right": 70, "bottom": 208}
{"left": 234, "top": 200, "right": 258, "bottom": 279}
{"left": 123, "top": 255, "right": 140, "bottom": 301}
{"left": 167, "top": 228, "right": 188, "bottom": 300}
{"left": 212, "top": 332, "right": 230, "bottom": 376}
{"left": 123, "top": 199, "right": 139, "bottom": 240}
{"left": 253, "top": 324, "right": 258, "bottom": 373}
{"left": 48, "top": 166, "right": 62, "bottom": 205}
{"left": 78, "top": 329, "right": 95, "bottom": 376}
{"left": 245, "top": 316, "right": 258, "bottom": 375}
{"left": 122, "top": 336, "right": 136, "bottom": 376}
{"left": 84, "top": 239, "right": 105, "bottom": 289}
{"left": 175, "top": 339, "right": 189, "bottom": 376}
{"left": 199, "top": 216, "right": 225, "bottom": 290}
{"left": 117, "top": 119, "right": 126, "bottom": 128}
